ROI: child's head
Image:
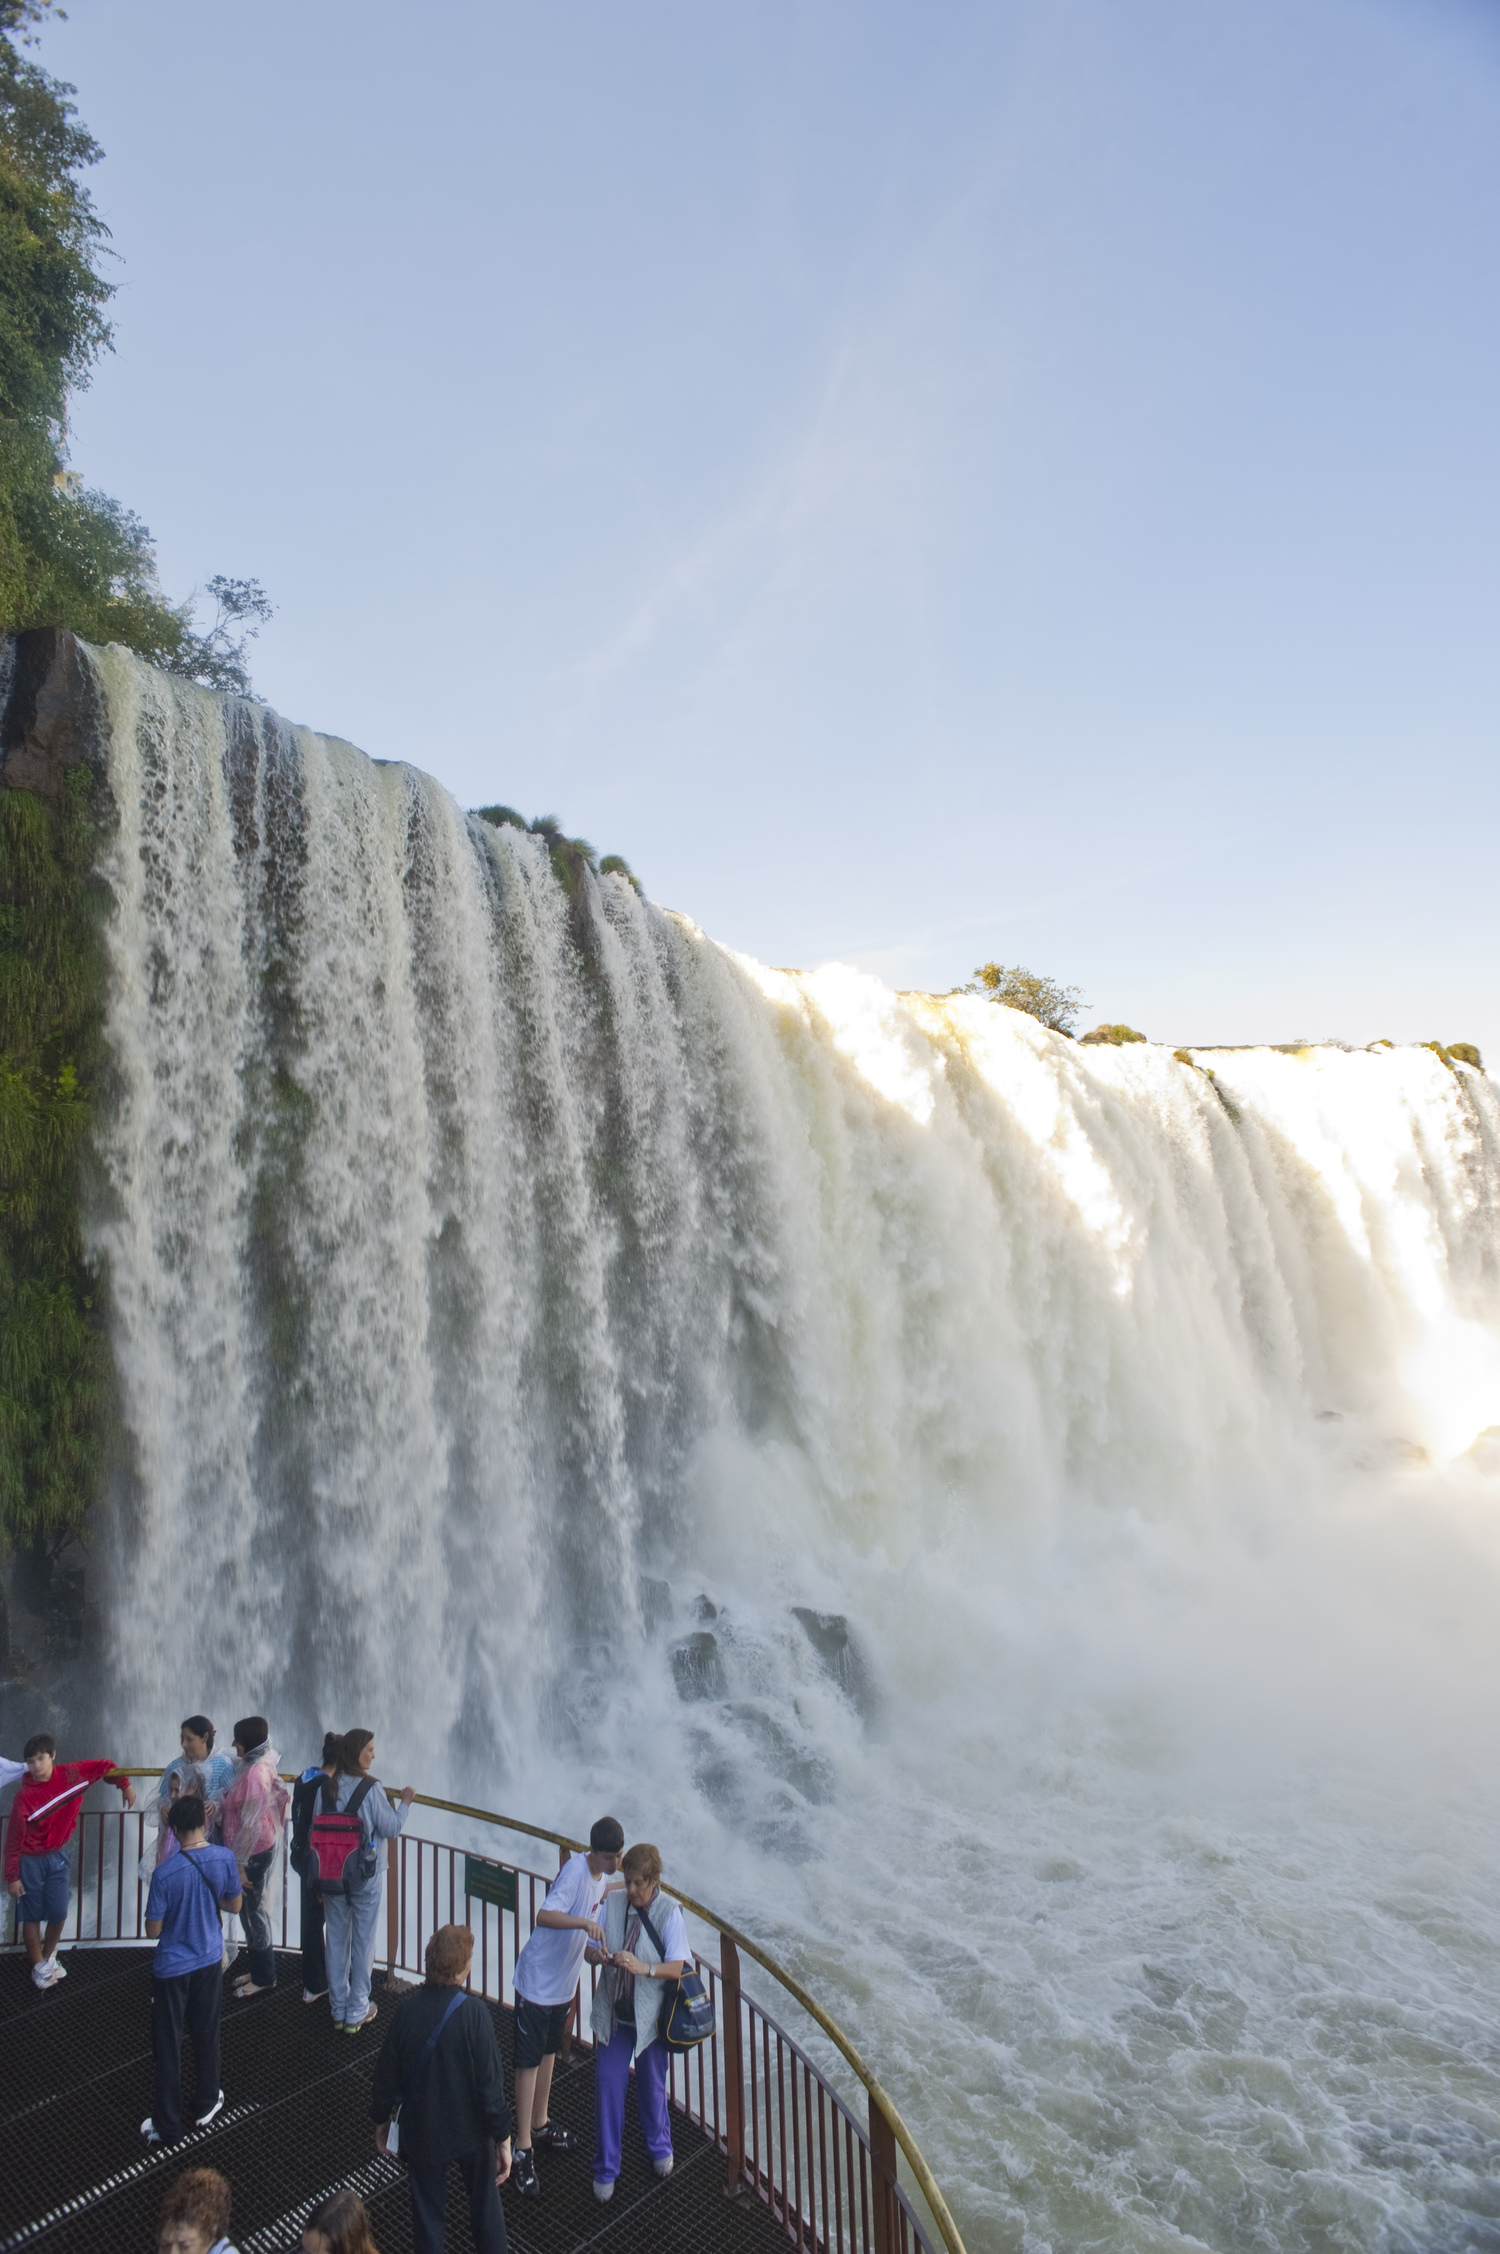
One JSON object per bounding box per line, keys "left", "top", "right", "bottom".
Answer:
{"left": 157, "top": 2166, "right": 231, "bottom": 2254}
{"left": 167, "top": 1793, "right": 206, "bottom": 1838}
{"left": 22, "top": 1733, "right": 55, "bottom": 1781}
{"left": 589, "top": 1814, "right": 625, "bottom": 1871}
{"left": 300, "top": 2187, "right": 379, "bottom": 2254}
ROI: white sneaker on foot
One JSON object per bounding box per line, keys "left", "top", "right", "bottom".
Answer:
{"left": 30, "top": 1958, "right": 58, "bottom": 1989}
{"left": 45, "top": 1953, "right": 66, "bottom": 1980}
{"left": 653, "top": 2154, "right": 674, "bottom": 2178}
{"left": 593, "top": 2180, "right": 615, "bottom": 2202}
{"left": 194, "top": 2092, "right": 224, "bottom": 2128}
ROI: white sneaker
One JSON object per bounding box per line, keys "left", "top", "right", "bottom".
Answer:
{"left": 45, "top": 1953, "right": 66, "bottom": 1981}
{"left": 653, "top": 2155, "right": 674, "bottom": 2178}
{"left": 140, "top": 2117, "right": 162, "bottom": 2144}
{"left": 30, "top": 1958, "right": 57, "bottom": 1989}
{"left": 194, "top": 2092, "right": 224, "bottom": 2128}
{"left": 593, "top": 2180, "right": 615, "bottom": 2202}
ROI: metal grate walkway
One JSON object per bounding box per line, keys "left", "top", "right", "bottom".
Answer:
{"left": 0, "top": 1948, "right": 791, "bottom": 2254}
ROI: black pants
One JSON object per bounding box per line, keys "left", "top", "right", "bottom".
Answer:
{"left": 151, "top": 1963, "right": 222, "bottom": 2138}
{"left": 299, "top": 1867, "right": 327, "bottom": 1996}
{"left": 408, "top": 2140, "right": 508, "bottom": 2254}
{"left": 239, "top": 1847, "right": 276, "bottom": 1987}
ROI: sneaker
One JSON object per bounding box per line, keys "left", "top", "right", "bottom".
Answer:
{"left": 533, "top": 2121, "right": 574, "bottom": 2152}
{"left": 45, "top": 1953, "right": 66, "bottom": 1981}
{"left": 653, "top": 2154, "right": 674, "bottom": 2178}
{"left": 303, "top": 1987, "right": 328, "bottom": 2003}
{"left": 194, "top": 2093, "right": 224, "bottom": 2128}
{"left": 30, "top": 1958, "right": 58, "bottom": 1989}
{"left": 513, "top": 2149, "right": 540, "bottom": 2199}
{"left": 593, "top": 2179, "right": 615, "bottom": 2203}
{"left": 140, "top": 2117, "right": 162, "bottom": 2145}
{"left": 345, "top": 2003, "right": 378, "bottom": 2032}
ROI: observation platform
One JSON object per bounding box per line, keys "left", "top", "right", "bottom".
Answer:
{"left": 0, "top": 1945, "right": 783, "bottom": 2254}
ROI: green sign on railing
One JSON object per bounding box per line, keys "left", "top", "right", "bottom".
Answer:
{"left": 464, "top": 1855, "right": 518, "bottom": 1911}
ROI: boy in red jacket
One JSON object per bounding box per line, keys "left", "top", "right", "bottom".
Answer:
{"left": 4, "top": 1732, "right": 136, "bottom": 1988}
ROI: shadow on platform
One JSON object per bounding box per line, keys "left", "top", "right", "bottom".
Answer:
{"left": 1, "top": 1947, "right": 783, "bottom": 2253}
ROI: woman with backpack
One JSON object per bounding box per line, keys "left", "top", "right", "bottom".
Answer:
{"left": 319, "top": 1728, "right": 416, "bottom": 2033}
{"left": 219, "top": 1719, "right": 291, "bottom": 1999}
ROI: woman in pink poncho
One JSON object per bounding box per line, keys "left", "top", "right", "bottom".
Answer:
{"left": 219, "top": 1716, "right": 290, "bottom": 1999}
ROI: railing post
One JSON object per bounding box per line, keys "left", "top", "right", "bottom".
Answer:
{"left": 385, "top": 1832, "right": 400, "bottom": 1986}
{"left": 720, "top": 1935, "right": 746, "bottom": 2197}
{"left": 869, "top": 2090, "right": 899, "bottom": 2254}
{"left": 557, "top": 1842, "right": 575, "bottom": 2063}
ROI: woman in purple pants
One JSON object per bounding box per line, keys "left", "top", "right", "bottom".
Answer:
{"left": 586, "top": 1843, "right": 690, "bottom": 2201}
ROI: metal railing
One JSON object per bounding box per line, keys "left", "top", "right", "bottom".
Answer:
{"left": 2, "top": 1776, "right": 966, "bottom": 2254}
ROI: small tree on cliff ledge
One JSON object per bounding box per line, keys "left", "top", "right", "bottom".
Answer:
{"left": 966, "top": 962, "right": 1086, "bottom": 1036}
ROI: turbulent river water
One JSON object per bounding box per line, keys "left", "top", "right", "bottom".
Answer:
{"left": 85, "top": 646, "right": 1500, "bottom": 2253}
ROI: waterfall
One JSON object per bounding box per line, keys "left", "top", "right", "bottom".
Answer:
{"left": 86, "top": 646, "right": 1500, "bottom": 2252}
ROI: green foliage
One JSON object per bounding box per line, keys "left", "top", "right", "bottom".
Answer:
{"left": 0, "top": 10, "right": 270, "bottom": 681}
{"left": 475, "top": 807, "right": 642, "bottom": 897}
{"left": 1423, "top": 1041, "right": 1456, "bottom": 1073}
{"left": 1448, "top": 1042, "right": 1483, "bottom": 1071}
{"left": 599, "top": 853, "right": 641, "bottom": 894}
{"left": 967, "top": 961, "right": 1086, "bottom": 1036}
{"left": 1081, "top": 1023, "right": 1146, "bottom": 1047}
{"left": 1173, "top": 1048, "right": 1194, "bottom": 1065}
{"left": 0, "top": 762, "right": 114, "bottom": 1555}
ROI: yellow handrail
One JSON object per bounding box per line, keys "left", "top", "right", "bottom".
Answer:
{"left": 115, "top": 1772, "right": 968, "bottom": 2254}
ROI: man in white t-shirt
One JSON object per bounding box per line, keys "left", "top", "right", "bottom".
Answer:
{"left": 509, "top": 1815, "right": 625, "bottom": 2199}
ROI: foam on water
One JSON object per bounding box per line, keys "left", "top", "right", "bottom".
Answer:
{"left": 87, "top": 649, "right": 1500, "bottom": 2251}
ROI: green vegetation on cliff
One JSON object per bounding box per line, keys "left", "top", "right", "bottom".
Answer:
{"left": 0, "top": 759, "right": 113, "bottom": 1559}
{"left": 966, "top": 962, "right": 1086, "bottom": 1036}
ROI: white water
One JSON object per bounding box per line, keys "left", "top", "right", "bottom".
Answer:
{"left": 87, "top": 647, "right": 1500, "bottom": 2252}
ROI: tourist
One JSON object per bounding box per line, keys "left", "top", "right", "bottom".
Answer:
{"left": 156, "top": 2165, "right": 239, "bottom": 2254}
{"left": 300, "top": 2187, "right": 380, "bottom": 2253}
{"left": 141, "top": 1794, "right": 244, "bottom": 2146}
{"left": 218, "top": 1717, "right": 290, "bottom": 1999}
{"left": 371, "top": 1921, "right": 512, "bottom": 2253}
{"left": 289, "top": 1730, "right": 342, "bottom": 2003}
{"left": 1, "top": 1748, "right": 24, "bottom": 1793}
{"left": 587, "top": 1841, "right": 689, "bottom": 2201}
{"left": 2, "top": 1732, "right": 136, "bottom": 1989}
{"left": 321, "top": 1727, "right": 415, "bottom": 2033}
{"left": 150, "top": 1717, "right": 236, "bottom": 1870}
{"left": 508, "top": 1814, "right": 624, "bottom": 2198}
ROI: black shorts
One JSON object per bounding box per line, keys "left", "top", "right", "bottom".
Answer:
{"left": 513, "top": 1994, "right": 573, "bottom": 2070}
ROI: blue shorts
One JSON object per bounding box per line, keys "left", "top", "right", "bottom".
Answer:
{"left": 18, "top": 1847, "right": 71, "bottom": 1926}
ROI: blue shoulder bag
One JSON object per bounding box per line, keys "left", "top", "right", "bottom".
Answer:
{"left": 636, "top": 1900, "right": 716, "bottom": 2050}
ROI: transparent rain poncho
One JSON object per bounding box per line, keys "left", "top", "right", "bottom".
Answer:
{"left": 219, "top": 1741, "right": 290, "bottom": 1923}
{"left": 139, "top": 1744, "right": 237, "bottom": 1879}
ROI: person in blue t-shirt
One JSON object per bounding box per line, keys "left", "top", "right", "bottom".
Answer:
{"left": 142, "top": 1794, "right": 244, "bottom": 2146}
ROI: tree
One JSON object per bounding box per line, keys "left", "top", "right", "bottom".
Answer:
{"left": 966, "top": 962, "right": 1086, "bottom": 1036}
{"left": 0, "top": 4, "right": 268, "bottom": 681}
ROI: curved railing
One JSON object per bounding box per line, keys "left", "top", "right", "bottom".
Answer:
{"left": 1, "top": 1774, "right": 967, "bottom": 2254}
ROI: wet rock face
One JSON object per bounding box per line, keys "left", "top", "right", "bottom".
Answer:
{"left": 792, "top": 1607, "right": 875, "bottom": 1715}
{"left": 671, "top": 1630, "right": 727, "bottom": 1702}
{"left": 1, "top": 629, "right": 106, "bottom": 806}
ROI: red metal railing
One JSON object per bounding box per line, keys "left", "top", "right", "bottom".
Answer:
{"left": 2, "top": 1780, "right": 965, "bottom": 2254}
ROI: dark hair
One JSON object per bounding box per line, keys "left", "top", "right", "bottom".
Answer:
{"left": 22, "top": 1732, "right": 56, "bottom": 1761}
{"left": 425, "top": 1922, "right": 474, "bottom": 1982}
{"left": 590, "top": 1815, "right": 625, "bottom": 1855}
{"left": 167, "top": 1794, "right": 206, "bottom": 1836}
{"left": 180, "top": 1715, "right": 215, "bottom": 1750}
{"left": 336, "top": 1727, "right": 374, "bottom": 1778}
{"left": 320, "top": 1730, "right": 342, "bottom": 1767}
{"left": 158, "top": 2164, "right": 231, "bottom": 2240}
{"left": 232, "top": 1716, "right": 269, "bottom": 1753}
{"left": 304, "top": 2187, "right": 379, "bottom": 2254}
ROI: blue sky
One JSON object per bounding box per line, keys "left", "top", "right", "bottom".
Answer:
{"left": 36, "top": 0, "right": 1500, "bottom": 1052}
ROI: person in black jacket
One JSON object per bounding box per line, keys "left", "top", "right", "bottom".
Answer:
{"left": 289, "top": 1732, "right": 341, "bottom": 2004}
{"left": 371, "top": 1922, "right": 513, "bottom": 2253}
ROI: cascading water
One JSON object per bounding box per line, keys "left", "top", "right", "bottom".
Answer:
{"left": 86, "top": 644, "right": 1500, "bottom": 2251}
